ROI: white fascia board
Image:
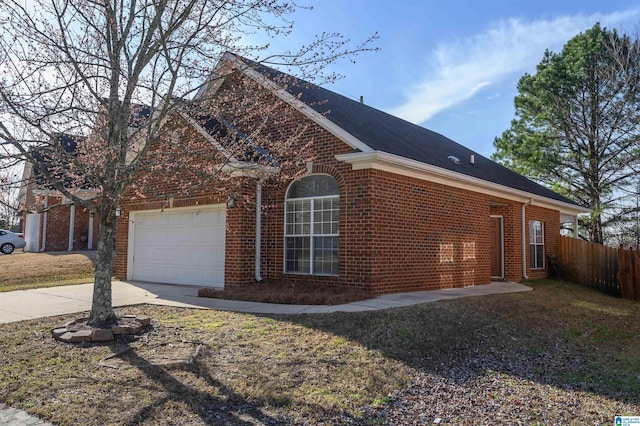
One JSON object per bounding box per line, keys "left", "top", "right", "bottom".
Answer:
{"left": 194, "top": 52, "right": 236, "bottom": 99}
{"left": 335, "top": 151, "right": 591, "bottom": 215}
{"left": 223, "top": 54, "right": 373, "bottom": 154}
{"left": 222, "top": 161, "right": 280, "bottom": 179}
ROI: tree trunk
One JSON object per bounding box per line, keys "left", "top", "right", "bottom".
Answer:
{"left": 88, "top": 215, "right": 117, "bottom": 326}
{"left": 590, "top": 215, "right": 604, "bottom": 244}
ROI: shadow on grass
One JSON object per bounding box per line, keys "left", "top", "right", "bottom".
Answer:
{"left": 266, "top": 280, "right": 640, "bottom": 406}
{"left": 115, "top": 343, "right": 279, "bottom": 425}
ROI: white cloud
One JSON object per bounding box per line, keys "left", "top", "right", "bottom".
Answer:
{"left": 389, "top": 9, "right": 640, "bottom": 124}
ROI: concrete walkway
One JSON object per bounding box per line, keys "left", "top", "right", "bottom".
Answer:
{"left": 0, "top": 280, "right": 531, "bottom": 425}
{"left": 0, "top": 280, "right": 532, "bottom": 324}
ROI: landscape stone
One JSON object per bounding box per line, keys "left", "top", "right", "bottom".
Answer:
{"left": 57, "top": 332, "right": 74, "bottom": 342}
{"left": 112, "top": 324, "right": 140, "bottom": 335}
{"left": 51, "top": 328, "right": 67, "bottom": 338}
{"left": 92, "top": 328, "right": 114, "bottom": 342}
{"left": 69, "top": 330, "right": 93, "bottom": 342}
{"left": 53, "top": 314, "right": 150, "bottom": 343}
{"left": 136, "top": 316, "right": 151, "bottom": 326}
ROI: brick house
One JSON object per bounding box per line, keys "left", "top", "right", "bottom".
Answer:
{"left": 19, "top": 135, "right": 100, "bottom": 252}
{"left": 114, "top": 53, "right": 589, "bottom": 294}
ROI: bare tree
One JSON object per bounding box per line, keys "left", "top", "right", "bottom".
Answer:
{"left": 0, "top": 0, "right": 376, "bottom": 326}
{"left": 0, "top": 168, "right": 21, "bottom": 230}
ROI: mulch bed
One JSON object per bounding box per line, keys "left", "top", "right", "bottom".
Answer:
{"left": 198, "top": 280, "right": 371, "bottom": 305}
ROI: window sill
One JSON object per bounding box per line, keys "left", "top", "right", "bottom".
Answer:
{"left": 284, "top": 272, "right": 339, "bottom": 277}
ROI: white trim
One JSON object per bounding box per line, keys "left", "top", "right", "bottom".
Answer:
{"left": 522, "top": 199, "right": 532, "bottom": 280}
{"left": 529, "top": 219, "right": 545, "bottom": 270}
{"left": 222, "top": 53, "right": 373, "bottom": 154}
{"left": 335, "top": 151, "right": 590, "bottom": 216}
{"left": 126, "top": 203, "right": 227, "bottom": 282}
{"left": 283, "top": 175, "right": 340, "bottom": 276}
{"left": 490, "top": 215, "right": 504, "bottom": 279}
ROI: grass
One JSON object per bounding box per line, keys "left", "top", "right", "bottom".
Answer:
{"left": 0, "top": 279, "right": 638, "bottom": 424}
{"left": 0, "top": 251, "right": 95, "bottom": 292}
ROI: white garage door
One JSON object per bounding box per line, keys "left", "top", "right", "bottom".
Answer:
{"left": 131, "top": 205, "right": 226, "bottom": 287}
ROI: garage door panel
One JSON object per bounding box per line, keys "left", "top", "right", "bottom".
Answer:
{"left": 131, "top": 205, "right": 226, "bottom": 287}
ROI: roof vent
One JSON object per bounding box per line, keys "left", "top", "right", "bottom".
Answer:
{"left": 470, "top": 154, "right": 475, "bottom": 165}
{"left": 359, "top": 95, "right": 364, "bottom": 104}
{"left": 448, "top": 155, "right": 460, "bottom": 165}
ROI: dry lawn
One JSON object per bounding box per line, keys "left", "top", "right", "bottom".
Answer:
{"left": 0, "top": 251, "right": 95, "bottom": 292}
{"left": 0, "top": 279, "right": 638, "bottom": 425}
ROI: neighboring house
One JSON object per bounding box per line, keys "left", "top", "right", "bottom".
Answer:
{"left": 114, "top": 52, "right": 589, "bottom": 294}
{"left": 18, "top": 134, "right": 100, "bottom": 252}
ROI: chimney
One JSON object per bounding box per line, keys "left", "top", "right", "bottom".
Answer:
{"left": 470, "top": 154, "right": 475, "bottom": 165}
{"left": 359, "top": 95, "right": 364, "bottom": 104}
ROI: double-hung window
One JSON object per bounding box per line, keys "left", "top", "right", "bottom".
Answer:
{"left": 529, "top": 220, "right": 544, "bottom": 269}
{"left": 285, "top": 175, "right": 339, "bottom": 275}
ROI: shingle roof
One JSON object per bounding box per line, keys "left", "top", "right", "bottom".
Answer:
{"left": 241, "top": 58, "right": 580, "bottom": 207}
{"left": 184, "top": 107, "right": 277, "bottom": 165}
{"left": 31, "top": 134, "right": 88, "bottom": 188}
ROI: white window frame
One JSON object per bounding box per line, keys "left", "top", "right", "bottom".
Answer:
{"left": 284, "top": 176, "right": 339, "bottom": 276}
{"left": 529, "top": 220, "right": 545, "bottom": 270}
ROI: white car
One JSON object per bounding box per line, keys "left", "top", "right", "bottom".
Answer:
{"left": 0, "top": 229, "right": 26, "bottom": 254}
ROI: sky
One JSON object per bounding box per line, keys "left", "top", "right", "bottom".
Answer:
{"left": 254, "top": 0, "right": 640, "bottom": 158}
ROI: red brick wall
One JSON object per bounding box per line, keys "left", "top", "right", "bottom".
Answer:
{"left": 366, "top": 171, "right": 491, "bottom": 293}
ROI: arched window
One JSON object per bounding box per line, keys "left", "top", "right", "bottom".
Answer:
{"left": 285, "top": 174, "right": 339, "bottom": 275}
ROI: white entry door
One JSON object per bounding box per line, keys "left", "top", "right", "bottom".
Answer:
{"left": 130, "top": 205, "right": 226, "bottom": 287}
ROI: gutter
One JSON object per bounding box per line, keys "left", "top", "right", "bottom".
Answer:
{"left": 68, "top": 203, "right": 75, "bottom": 252}
{"left": 522, "top": 198, "right": 533, "bottom": 280}
{"left": 40, "top": 192, "right": 48, "bottom": 252}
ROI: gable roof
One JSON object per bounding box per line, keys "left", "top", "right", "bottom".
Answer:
{"left": 232, "top": 56, "right": 584, "bottom": 211}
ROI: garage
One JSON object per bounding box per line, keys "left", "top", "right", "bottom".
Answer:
{"left": 128, "top": 205, "right": 226, "bottom": 287}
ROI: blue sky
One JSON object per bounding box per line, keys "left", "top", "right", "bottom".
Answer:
{"left": 255, "top": 1, "right": 640, "bottom": 158}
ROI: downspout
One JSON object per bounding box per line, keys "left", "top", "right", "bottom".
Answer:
{"left": 68, "top": 203, "right": 75, "bottom": 252}
{"left": 88, "top": 212, "right": 94, "bottom": 250}
{"left": 40, "top": 192, "right": 48, "bottom": 252}
{"left": 255, "top": 178, "right": 265, "bottom": 282}
{"left": 521, "top": 198, "right": 533, "bottom": 280}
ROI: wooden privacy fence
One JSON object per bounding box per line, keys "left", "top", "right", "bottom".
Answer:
{"left": 619, "top": 249, "right": 640, "bottom": 300}
{"left": 556, "top": 235, "right": 639, "bottom": 300}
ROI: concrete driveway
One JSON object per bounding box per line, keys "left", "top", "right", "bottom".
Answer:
{"left": 0, "top": 280, "right": 532, "bottom": 324}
